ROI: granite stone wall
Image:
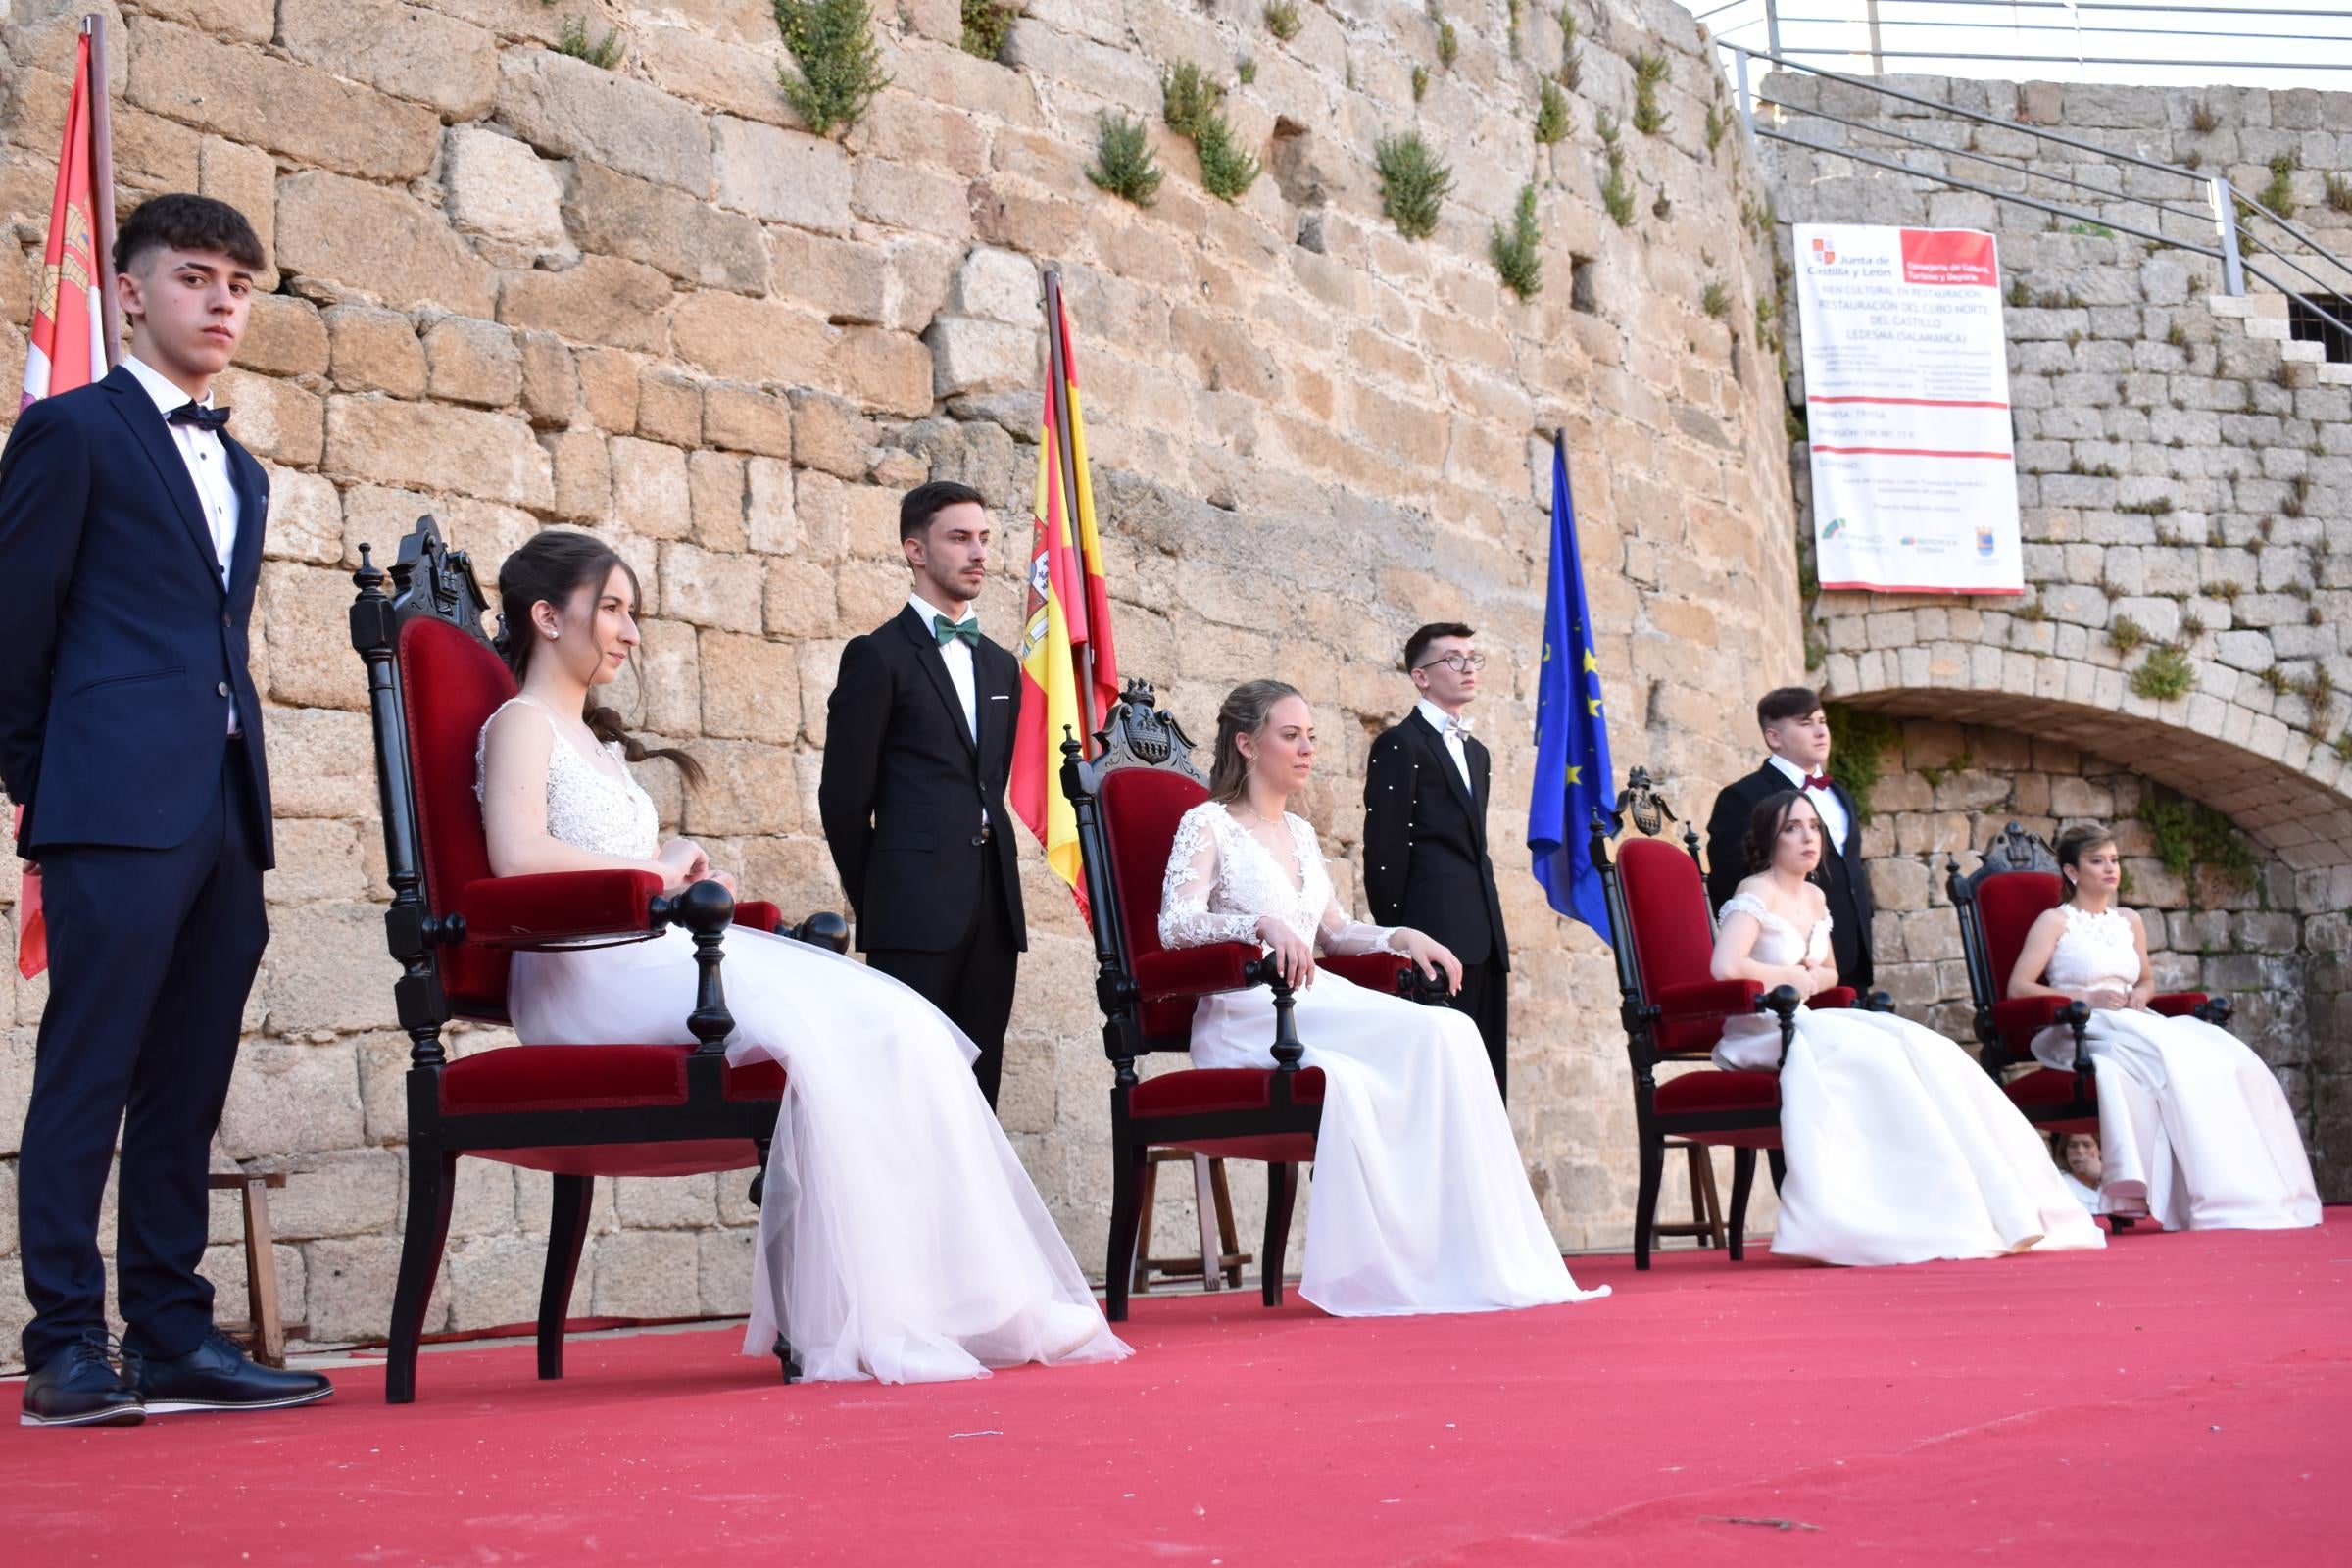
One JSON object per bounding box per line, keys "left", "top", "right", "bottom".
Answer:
{"left": 0, "top": 0, "right": 1802, "bottom": 1361}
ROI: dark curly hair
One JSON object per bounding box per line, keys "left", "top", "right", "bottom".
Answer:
{"left": 1744, "top": 788, "right": 1822, "bottom": 873}
{"left": 494, "top": 530, "right": 702, "bottom": 785}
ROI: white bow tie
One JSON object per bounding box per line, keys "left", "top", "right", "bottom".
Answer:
{"left": 1444, "top": 714, "right": 1472, "bottom": 738}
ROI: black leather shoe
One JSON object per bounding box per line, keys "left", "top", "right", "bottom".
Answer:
{"left": 135, "top": 1328, "right": 333, "bottom": 1415}
{"left": 21, "top": 1330, "right": 145, "bottom": 1428}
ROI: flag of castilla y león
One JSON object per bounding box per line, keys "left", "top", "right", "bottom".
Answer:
{"left": 14, "top": 27, "right": 113, "bottom": 978}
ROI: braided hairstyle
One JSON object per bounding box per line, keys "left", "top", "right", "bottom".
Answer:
{"left": 494, "top": 530, "right": 703, "bottom": 785}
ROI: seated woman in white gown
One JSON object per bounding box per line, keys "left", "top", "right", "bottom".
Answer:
{"left": 1155, "top": 680, "right": 1607, "bottom": 1317}
{"left": 2006, "top": 822, "right": 2318, "bottom": 1231}
{"left": 1712, "top": 791, "right": 2104, "bottom": 1266}
{"left": 474, "top": 530, "right": 1128, "bottom": 1384}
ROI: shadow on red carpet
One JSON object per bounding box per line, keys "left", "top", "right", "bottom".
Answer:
{"left": 5, "top": 1213, "right": 2346, "bottom": 1565}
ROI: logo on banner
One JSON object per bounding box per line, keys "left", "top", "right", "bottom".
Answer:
{"left": 1810, "top": 235, "right": 1838, "bottom": 268}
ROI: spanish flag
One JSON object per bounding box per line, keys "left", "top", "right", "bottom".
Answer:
{"left": 1009, "top": 388, "right": 1087, "bottom": 904}
{"left": 15, "top": 23, "right": 115, "bottom": 979}
{"left": 1053, "top": 289, "right": 1120, "bottom": 725}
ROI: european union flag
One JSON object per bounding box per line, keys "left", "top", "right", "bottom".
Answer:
{"left": 1527, "top": 432, "right": 1615, "bottom": 944}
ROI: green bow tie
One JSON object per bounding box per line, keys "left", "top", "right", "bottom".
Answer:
{"left": 933, "top": 614, "right": 980, "bottom": 649}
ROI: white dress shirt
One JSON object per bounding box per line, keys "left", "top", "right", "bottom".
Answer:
{"left": 1417, "top": 697, "right": 1474, "bottom": 792}
{"left": 910, "top": 591, "right": 978, "bottom": 740}
{"left": 1769, "top": 753, "right": 1849, "bottom": 852}
{"left": 123, "top": 355, "right": 241, "bottom": 734}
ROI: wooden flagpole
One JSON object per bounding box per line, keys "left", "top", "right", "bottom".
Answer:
{"left": 84, "top": 14, "right": 122, "bottom": 368}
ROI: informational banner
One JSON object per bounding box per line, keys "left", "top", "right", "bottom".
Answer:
{"left": 1793, "top": 223, "right": 2022, "bottom": 594}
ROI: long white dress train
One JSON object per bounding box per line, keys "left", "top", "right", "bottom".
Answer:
{"left": 479, "top": 698, "right": 1130, "bottom": 1383}
{"left": 2030, "top": 905, "right": 2319, "bottom": 1231}
{"left": 1156, "top": 802, "right": 1607, "bottom": 1316}
{"left": 1712, "top": 894, "right": 2105, "bottom": 1266}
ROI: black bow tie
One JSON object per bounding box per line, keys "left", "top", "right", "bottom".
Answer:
{"left": 168, "top": 401, "right": 231, "bottom": 432}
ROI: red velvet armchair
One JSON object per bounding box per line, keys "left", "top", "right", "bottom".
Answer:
{"left": 1058, "top": 680, "right": 1443, "bottom": 1320}
{"left": 349, "top": 515, "right": 847, "bottom": 1402}
{"left": 1590, "top": 768, "right": 1887, "bottom": 1268}
{"left": 1948, "top": 820, "right": 2231, "bottom": 1143}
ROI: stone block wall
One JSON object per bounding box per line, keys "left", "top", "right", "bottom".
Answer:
{"left": 0, "top": 0, "right": 1800, "bottom": 1361}
{"left": 1755, "top": 72, "right": 2352, "bottom": 1191}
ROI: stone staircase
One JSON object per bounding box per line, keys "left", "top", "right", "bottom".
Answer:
{"left": 2211, "top": 294, "right": 2352, "bottom": 386}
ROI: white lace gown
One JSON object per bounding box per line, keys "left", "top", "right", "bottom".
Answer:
{"left": 1157, "top": 803, "right": 1607, "bottom": 1316}
{"left": 2030, "top": 905, "right": 2319, "bottom": 1231}
{"left": 1712, "top": 894, "right": 2105, "bottom": 1266}
{"left": 477, "top": 698, "right": 1130, "bottom": 1383}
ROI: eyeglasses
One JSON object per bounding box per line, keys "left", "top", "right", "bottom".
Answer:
{"left": 1414, "top": 653, "right": 1486, "bottom": 674}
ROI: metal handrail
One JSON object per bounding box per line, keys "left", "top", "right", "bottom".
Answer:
{"left": 1706, "top": 0, "right": 2352, "bottom": 77}
{"left": 1720, "top": 42, "right": 2352, "bottom": 346}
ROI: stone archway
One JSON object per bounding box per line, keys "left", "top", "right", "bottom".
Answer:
{"left": 1820, "top": 655, "right": 2352, "bottom": 871}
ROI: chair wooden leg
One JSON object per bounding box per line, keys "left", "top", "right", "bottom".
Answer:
{"left": 1728, "top": 1148, "right": 1757, "bottom": 1263}
{"left": 1190, "top": 1154, "right": 1223, "bottom": 1293}
{"left": 1208, "top": 1158, "right": 1244, "bottom": 1289}
{"left": 1634, "top": 1134, "right": 1664, "bottom": 1270}
{"left": 1262, "top": 1162, "right": 1298, "bottom": 1306}
{"left": 238, "top": 1177, "right": 287, "bottom": 1369}
{"left": 1128, "top": 1155, "right": 1161, "bottom": 1297}
{"left": 1766, "top": 1149, "right": 1788, "bottom": 1196}
{"left": 1104, "top": 1137, "right": 1146, "bottom": 1323}
{"left": 1684, "top": 1145, "right": 1726, "bottom": 1250}
{"left": 537, "top": 1173, "right": 595, "bottom": 1382}
{"left": 386, "top": 1145, "right": 456, "bottom": 1404}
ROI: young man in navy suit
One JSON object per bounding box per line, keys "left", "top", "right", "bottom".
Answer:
{"left": 1363, "top": 623, "right": 1513, "bottom": 1098}
{"left": 818, "top": 481, "right": 1027, "bottom": 1110}
{"left": 1, "top": 195, "right": 329, "bottom": 1425}
{"left": 1703, "top": 687, "right": 1877, "bottom": 992}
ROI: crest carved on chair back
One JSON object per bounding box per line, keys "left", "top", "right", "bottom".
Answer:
{"left": 384, "top": 514, "right": 497, "bottom": 648}
{"left": 1066, "top": 678, "right": 1207, "bottom": 793}
{"left": 1589, "top": 766, "right": 1701, "bottom": 862}
{"left": 1948, "top": 819, "right": 2059, "bottom": 906}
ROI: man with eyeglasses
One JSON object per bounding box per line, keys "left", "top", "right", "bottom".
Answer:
{"left": 1362, "top": 623, "right": 1513, "bottom": 1098}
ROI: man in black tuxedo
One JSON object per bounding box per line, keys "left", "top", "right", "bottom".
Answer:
{"left": 1703, "top": 686, "right": 1876, "bottom": 991}
{"left": 819, "top": 480, "right": 1026, "bottom": 1108}
{"left": 1363, "top": 623, "right": 1513, "bottom": 1098}
{"left": 1, "top": 196, "right": 330, "bottom": 1425}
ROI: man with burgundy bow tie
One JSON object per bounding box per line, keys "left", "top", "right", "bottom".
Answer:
{"left": 1704, "top": 686, "right": 1877, "bottom": 991}
{"left": 1, "top": 195, "right": 330, "bottom": 1424}
{"left": 1364, "top": 623, "right": 1513, "bottom": 1098}
{"left": 818, "top": 481, "right": 1026, "bottom": 1109}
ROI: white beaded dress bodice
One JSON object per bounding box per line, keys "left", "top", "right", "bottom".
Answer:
{"left": 474, "top": 696, "right": 660, "bottom": 861}
{"left": 2042, "top": 905, "right": 2137, "bottom": 994}
{"left": 1721, "top": 891, "right": 1833, "bottom": 968}
{"left": 1158, "top": 802, "right": 1398, "bottom": 956}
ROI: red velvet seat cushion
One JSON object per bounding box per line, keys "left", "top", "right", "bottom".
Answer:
{"left": 1131, "top": 1066, "right": 1326, "bottom": 1117}
{"left": 1655, "top": 1068, "right": 1780, "bottom": 1115}
{"left": 2001, "top": 1066, "right": 2102, "bottom": 1132}
{"left": 484, "top": 1140, "right": 762, "bottom": 1178}
{"left": 440, "top": 1044, "right": 784, "bottom": 1114}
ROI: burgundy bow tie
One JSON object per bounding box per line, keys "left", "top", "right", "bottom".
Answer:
{"left": 1801, "top": 773, "right": 1831, "bottom": 791}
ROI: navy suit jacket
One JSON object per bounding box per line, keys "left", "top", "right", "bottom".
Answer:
{"left": 0, "top": 365, "right": 273, "bottom": 864}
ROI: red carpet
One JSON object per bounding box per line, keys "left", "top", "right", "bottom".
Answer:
{"left": 6, "top": 1214, "right": 2348, "bottom": 1565}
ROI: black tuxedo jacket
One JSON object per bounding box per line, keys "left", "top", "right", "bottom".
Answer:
{"left": 818, "top": 603, "right": 1026, "bottom": 954}
{"left": 0, "top": 365, "right": 273, "bottom": 863}
{"left": 1361, "top": 710, "right": 1509, "bottom": 971}
{"left": 1703, "top": 762, "right": 1874, "bottom": 989}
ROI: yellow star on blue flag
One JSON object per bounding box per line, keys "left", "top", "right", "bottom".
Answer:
{"left": 1527, "top": 433, "right": 1615, "bottom": 944}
